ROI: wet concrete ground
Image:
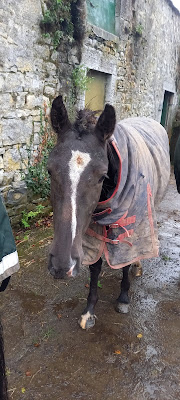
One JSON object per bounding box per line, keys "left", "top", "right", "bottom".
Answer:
{"left": 1, "top": 174, "right": 180, "bottom": 400}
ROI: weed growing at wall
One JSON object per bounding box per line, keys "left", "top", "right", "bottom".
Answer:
{"left": 68, "top": 65, "right": 93, "bottom": 119}
{"left": 40, "top": 0, "right": 77, "bottom": 48}
{"left": 21, "top": 205, "right": 45, "bottom": 228}
{"left": 134, "top": 23, "right": 143, "bottom": 37}
{"left": 22, "top": 104, "right": 56, "bottom": 199}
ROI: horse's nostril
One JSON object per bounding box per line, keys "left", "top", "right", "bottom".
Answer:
{"left": 48, "top": 255, "right": 60, "bottom": 276}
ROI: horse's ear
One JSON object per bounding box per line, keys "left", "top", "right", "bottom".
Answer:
{"left": 95, "top": 104, "right": 116, "bottom": 142}
{"left": 50, "top": 95, "right": 71, "bottom": 135}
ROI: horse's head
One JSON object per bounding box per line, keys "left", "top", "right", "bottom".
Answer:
{"left": 48, "top": 96, "right": 116, "bottom": 279}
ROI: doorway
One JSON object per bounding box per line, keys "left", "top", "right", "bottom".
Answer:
{"left": 85, "top": 70, "right": 108, "bottom": 112}
{"left": 160, "top": 91, "right": 174, "bottom": 130}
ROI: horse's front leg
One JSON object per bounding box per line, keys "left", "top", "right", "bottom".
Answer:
{"left": 116, "top": 264, "right": 131, "bottom": 314}
{"left": 79, "top": 258, "right": 102, "bottom": 330}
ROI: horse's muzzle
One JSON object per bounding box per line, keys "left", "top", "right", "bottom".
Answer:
{"left": 48, "top": 255, "right": 79, "bottom": 279}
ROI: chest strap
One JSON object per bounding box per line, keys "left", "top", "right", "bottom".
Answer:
{"left": 86, "top": 211, "right": 136, "bottom": 247}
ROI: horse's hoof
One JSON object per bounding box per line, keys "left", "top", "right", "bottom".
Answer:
{"left": 131, "top": 261, "right": 143, "bottom": 277}
{"left": 115, "top": 302, "right": 129, "bottom": 314}
{"left": 78, "top": 312, "right": 96, "bottom": 330}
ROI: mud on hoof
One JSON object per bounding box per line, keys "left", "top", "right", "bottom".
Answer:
{"left": 115, "top": 302, "right": 129, "bottom": 314}
{"left": 79, "top": 311, "right": 96, "bottom": 330}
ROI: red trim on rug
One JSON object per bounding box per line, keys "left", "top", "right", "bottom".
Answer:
{"left": 92, "top": 208, "right": 112, "bottom": 218}
{"left": 98, "top": 139, "right": 122, "bottom": 206}
{"left": 103, "top": 183, "right": 159, "bottom": 269}
{"left": 104, "top": 246, "right": 158, "bottom": 269}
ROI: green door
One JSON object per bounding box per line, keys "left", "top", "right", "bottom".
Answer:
{"left": 86, "top": 0, "right": 115, "bottom": 34}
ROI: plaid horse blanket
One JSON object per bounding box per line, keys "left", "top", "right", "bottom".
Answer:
{"left": 82, "top": 117, "right": 170, "bottom": 269}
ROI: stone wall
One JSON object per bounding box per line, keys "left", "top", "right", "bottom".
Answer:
{"left": 0, "top": 1, "right": 57, "bottom": 222}
{"left": 0, "top": 0, "right": 180, "bottom": 225}
{"left": 82, "top": 0, "right": 180, "bottom": 125}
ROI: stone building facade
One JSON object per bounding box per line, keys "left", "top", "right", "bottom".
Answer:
{"left": 0, "top": 0, "right": 180, "bottom": 224}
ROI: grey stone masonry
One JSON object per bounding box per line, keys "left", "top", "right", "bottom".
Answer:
{"left": 0, "top": 0, "right": 61, "bottom": 223}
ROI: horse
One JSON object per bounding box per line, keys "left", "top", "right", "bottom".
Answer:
{"left": 48, "top": 95, "right": 170, "bottom": 329}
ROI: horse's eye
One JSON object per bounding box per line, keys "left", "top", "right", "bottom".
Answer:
{"left": 98, "top": 174, "right": 108, "bottom": 183}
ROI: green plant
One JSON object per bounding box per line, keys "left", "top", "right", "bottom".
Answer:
{"left": 68, "top": 64, "right": 93, "bottom": 119}
{"left": 21, "top": 205, "right": 45, "bottom": 228}
{"left": 22, "top": 103, "right": 56, "bottom": 199}
{"left": 161, "top": 254, "right": 171, "bottom": 262}
{"left": 42, "top": 328, "right": 55, "bottom": 341}
{"left": 71, "top": 65, "right": 92, "bottom": 94}
{"left": 40, "top": 0, "right": 77, "bottom": 49}
{"left": 135, "top": 23, "right": 143, "bottom": 36}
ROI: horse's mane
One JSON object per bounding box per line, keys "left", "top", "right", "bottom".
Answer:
{"left": 73, "top": 109, "right": 98, "bottom": 136}
{"left": 73, "top": 108, "right": 118, "bottom": 202}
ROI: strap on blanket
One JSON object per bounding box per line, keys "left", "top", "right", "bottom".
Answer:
{"left": 108, "top": 211, "right": 136, "bottom": 229}
{"left": 86, "top": 211, "right": 136, "bottom": 247}
{"left": 86, "top": 227, "right": 134, "bottom": 245}
{"left": 92, "top": 208, "right": 112, "bottom": 222}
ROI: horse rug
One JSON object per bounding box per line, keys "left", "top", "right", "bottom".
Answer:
{"left": 82, "top": 117, "right": 170, "bottom": 269}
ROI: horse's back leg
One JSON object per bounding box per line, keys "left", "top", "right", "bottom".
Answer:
{"left": 116, "top": 264, "right": 130, "bottom": 314}
{"left": 79, "top": 258, "right": 102, "bottom": 330}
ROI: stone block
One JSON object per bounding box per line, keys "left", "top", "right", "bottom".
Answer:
{"left": 26, "top": 94, "right": 43, "bottom": 109}
{"left": 16, "top": 58, "right": 33, "bottom": 73}
{"left": 0, "top": 93, "right": 12, "bottom": 110}
{"left": 3, "top": 147, "right": 21, "bottom": 172}
{"left": 44, "top": 86, "right": 56, "bottom": 97}
{"left": 24, "top": 73, "right": 44, "bottom": 94}
{"left": 33, "top": 45, "right": 50, "bottom": 60}
{"left": 2, "top": 172, "right": 14, "bottom": 186}
{"left": 14, "top": 93, "right": 27, "bottom": 108}
{"left": 2, "top": 119, "right": 32, "bottom": 145}
{"left": 51, "top": 51, "right": 58, "bottom": 62}
{"left": 19, "top": 149, "right": 28, "bottom": 171}
{"left": 1, "top": 72, "right": 24, "bottom": 92}
{"left": 0, "top": 170, "right": 3, "bottom": 185}
{"left": 13, "top": 171, "right": 22, "bottom": 182}
{"left": 45, "top": 62, "right": 57, "bottom": 75}
{"left": 0, "top": 155, "right": 4, "bottom": 169}
{"left": 6, "top": 185, "right": 27, "bottom": 206}
{"left": 33, "top": 122, "right": 41, "bottom": 134}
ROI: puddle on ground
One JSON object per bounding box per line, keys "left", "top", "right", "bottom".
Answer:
{"left": 11, "top": 287, "right": 46, "bottom": 314}
{"left": 54, "top": 298, "right": 79, "bottom": 313}
{"left": 1, "top": 179, "right": 180, "bottom": 400}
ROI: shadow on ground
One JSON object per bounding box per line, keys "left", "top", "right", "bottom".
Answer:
{"left": 1, "top": 176, "right": 180, "bottom": 400}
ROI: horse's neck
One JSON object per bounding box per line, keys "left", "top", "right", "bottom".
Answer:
{"left": 99, "top": 143, "right": 119, "bottom": 202}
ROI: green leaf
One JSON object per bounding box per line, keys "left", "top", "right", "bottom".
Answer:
{"left": 23, "top": 235, "right": 29, "bottom": 241}
{"left": 97, "top": 280, "right": 102, "bottom": 289}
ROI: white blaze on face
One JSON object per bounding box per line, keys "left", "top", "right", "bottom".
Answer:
{"left": 69, "top": 150, "right": 91, "bottom": 243}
